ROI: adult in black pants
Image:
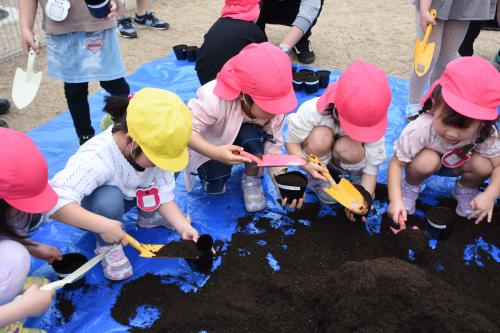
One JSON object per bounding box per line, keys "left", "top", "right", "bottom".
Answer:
{"left": 257, "top": 0, "right": 324, "bottom": 64}
{"left": 459, "top": 2, "right": 499, "bottom": 56}
{"left": 196, "top": 0, "right": 266, "bottom": 85}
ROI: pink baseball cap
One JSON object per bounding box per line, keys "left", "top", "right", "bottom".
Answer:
{"left": 0, "top": 128, "right": 57, "bottom": 213}
{"left": 214, "top": 42, "right": 297, "bottom": 115}
{"left": 221, "top": 0, "right": 260, "bottom": 21}
{"left": 316, "top": 60, "right": 391, "bottom": 143}
{"left": 420, "top": 56, "right": 500, "bottom": 121}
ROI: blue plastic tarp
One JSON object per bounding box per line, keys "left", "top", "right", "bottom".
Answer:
{"left": 23, "top": 53, "right": 498, "bottom": 332}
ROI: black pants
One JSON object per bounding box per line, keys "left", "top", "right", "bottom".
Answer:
{"left": 257, "top": 0, "right": 324, "bottom": 50}
{"left": 64, "top": 78, "right": 130, "bottom": 138}
{"left": 458, "top": 21, "right": 482, "bottom": 56}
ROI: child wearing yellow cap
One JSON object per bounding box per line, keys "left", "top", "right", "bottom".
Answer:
{"left": 48, "top": 88, "right": 199, "bottom": 281}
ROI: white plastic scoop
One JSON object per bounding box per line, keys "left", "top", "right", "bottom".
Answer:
{"left": 41, "top": 246, "right": 113, "bottom": 291}
{"left": 12, "top": 47, "right": 42, "bottom": 109}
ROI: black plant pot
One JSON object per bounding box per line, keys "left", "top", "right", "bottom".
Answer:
{"left": 304, "top": 74, "right": 319, "bottom": 93}
{"left": 275, "top": 171, "right": 308, "bottom": 201}
{"left": 52, "top": 253, "right": 88, "bottom": 290}
{"left": 186, "top": 46, "right": 198, "bottom": 62}
{"left": 292, "top": 72, "right": 304, "bottom": 91}
{"left": 84, "top": 0, "right": 110, "bottom": 19}
{"left": 315, "top": 70, "right": 331, "bottom": 88}
{"left": 426, "top": 206, "right": 454, "bottom": 240}
{"left": 172, "top": 44, "right": 187, "bottom": 60}
{"left": 298, "top": 69, "right": 314, "bottom": 77}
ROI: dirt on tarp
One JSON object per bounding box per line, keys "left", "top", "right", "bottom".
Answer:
{"left": 55, "top": 293, "right": 75, "bottom": 326}
{"left": 111, "top": 185, "right": 500, "bottom": 332}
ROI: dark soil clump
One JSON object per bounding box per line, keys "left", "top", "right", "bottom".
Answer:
{"left": 152, "top": 240, "right": 199, "bottom": 258}
{"left": 111, "top": 184, "right": 500, "bottom": 332}
{"left": 55, "top": 293, "right": 75, "bottom": 325}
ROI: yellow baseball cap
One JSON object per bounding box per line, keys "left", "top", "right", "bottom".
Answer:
{"left": 127, "top": 88, "right": 192, "bottom": 172}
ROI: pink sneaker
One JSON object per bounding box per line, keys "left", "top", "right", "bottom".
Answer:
{"left": 401, "top": 178, "right": 421, "bottom": 215}
{"left": 95, "top": 245, "right": 133, "bottom": 281}
{"left": 136, "top": 210, "right": 174, "bottom": 230}
{"left": 452, "top": 183, "right": 480, "bottom": 218}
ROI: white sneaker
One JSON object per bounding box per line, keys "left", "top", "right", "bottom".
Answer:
{"left": 241, "top": 174, "right": 266, "bottom": 212}
{"left": 309, "top": 177, "right": 336, "bottom": 205}
{"left": 136, "top": 210, "right": 175, "bottom": 230}
{"left": 95, "top": 245, "right": 133, "bottom": 281}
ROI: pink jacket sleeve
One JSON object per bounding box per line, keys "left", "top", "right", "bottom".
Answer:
{"left": 187, "top": 82, "right": 223, "bottom": 135}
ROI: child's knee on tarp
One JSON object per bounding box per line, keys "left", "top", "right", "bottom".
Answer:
{"left": 0, "top": 240, "right": 30, "bottom": 305}
{"left": 235, "top": 123, "right": 272, "bottom": 176}
{"left": 81, "top": 185, "right": 135, "bottom": 245}
{"left": 197, "top": 160, "right": 232, "bottom": 194}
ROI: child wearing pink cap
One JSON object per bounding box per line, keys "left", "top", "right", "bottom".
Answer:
{"left": 285, "top": 60, "right": 392, "bottom": 220}
{"left": 186, "top": 42, "right": 298, "bottom": 213}
{"left": 0, "top": 128, "right": 62, "bottom": 331}
{"left": 195, "top": 0, "right": 266, "bottom": 85}
{"left": 388, "top": 56, "right": 500, "bottom": 226}
{"left": 406, "top": 0, "right": 498, "bottom": 120}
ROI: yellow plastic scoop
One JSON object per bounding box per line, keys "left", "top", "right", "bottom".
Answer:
{"left": 124, "top": 233, "right": 214, "bottom": 259}
{"left": 414, "top": 9, "right": 438, "bottom": 77}
{"left": 124, "top": 233, "right": 160, "bottom": 258}
{"left": 308, "top": 155, "right": 369, "bottom": 215}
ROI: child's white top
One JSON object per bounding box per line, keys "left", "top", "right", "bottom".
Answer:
{"left": 48, "top": 127, "right": 175, "bottom": 215}
{"left": 394, "top": 112, "right": 500, "bottom": 163}
{"left": 286, "top": 97, "right": 386, "bottom": 176}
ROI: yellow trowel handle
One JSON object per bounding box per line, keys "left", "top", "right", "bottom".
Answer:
{"left": 307, "top": 154, "right": 337, "bottom": 187}
{"left": 422, "top": 9, "right": 438, "bottom": 45}
{"left": 124, "top": 233, "right": 144, "bottom": 253}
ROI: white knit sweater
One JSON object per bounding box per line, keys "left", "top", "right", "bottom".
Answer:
{"left": 49, "top": 127, "right": 175, "bottom": 215}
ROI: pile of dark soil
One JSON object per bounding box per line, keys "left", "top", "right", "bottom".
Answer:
{"left": 111, "top": 185, "right": 500, "bottom": 332}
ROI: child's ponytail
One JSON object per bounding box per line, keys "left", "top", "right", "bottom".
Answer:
{"left": 103, "top": 95, "right": 129, "bottom": 133}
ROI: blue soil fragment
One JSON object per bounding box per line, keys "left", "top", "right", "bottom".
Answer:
{"left": 408, "top": 249, "right": 416, "bottom": 262}
{"left": 266, "top": 253, "right": 280, "bottom": 271}
{"left": 464, "top": 237, "right": 500, "bottom": 267}
{"left": 129, "top": 305, "right": 161, "bottom": 329}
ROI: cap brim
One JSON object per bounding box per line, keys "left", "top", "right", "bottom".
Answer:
{"left": 142, "top": 146, "right": 189, "bottom": 173}
{"left": 442, "top": 87, "right": 498, "bottom": 121}
{"left": 316, "top": 82, "right": 338, "bottom": 113}
{"left": 5, "top": 183, "right": 58, "bottom": 214}
{"left": 253, "top": 86, "right": 298, "bottom": 115}
{"left": 338, "top": 111, "right": 388, "bottom": 143}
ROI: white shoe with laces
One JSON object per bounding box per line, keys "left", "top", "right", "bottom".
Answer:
{"left": 241, "top": 174, "right": 266, "bottom": 212}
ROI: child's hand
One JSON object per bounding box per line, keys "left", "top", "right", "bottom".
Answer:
{"left": 281, "top": 195, "right": 304, "bottom": 210}
{"left": 216, "top": 145, "right": 252, "bottom": 165}
{"left": 30, "top": 244, "right": 63, "bottom": 264}
{"left": 387, "top": 199, "right": 407, "bottom": 226}
{"left": 20, "top": 285, "right": 55, "bottom": 317}
{"left": 99, "top": 219, "right": 126, "bottom": 245}
{"left": 302, "top": 162, "right": 328, "bottom": 182}
{"left": 20, "top": 28, "right": 39, "bottom": 55}
{"left": 107, "top": 0, "right": 118, "bottom": 18}
{"left": 469, "top": 192, "right": 495, "bottom": 224}
{"left": 419, "top": 9, "right": 437, "bottom": 32}
{"left": 181, "top": 225, "right": 200, "bottom": 242}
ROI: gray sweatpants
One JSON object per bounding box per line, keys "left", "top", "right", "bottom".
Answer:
{"left": 408, "top": 9, "right": 470, "bottom": 105}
